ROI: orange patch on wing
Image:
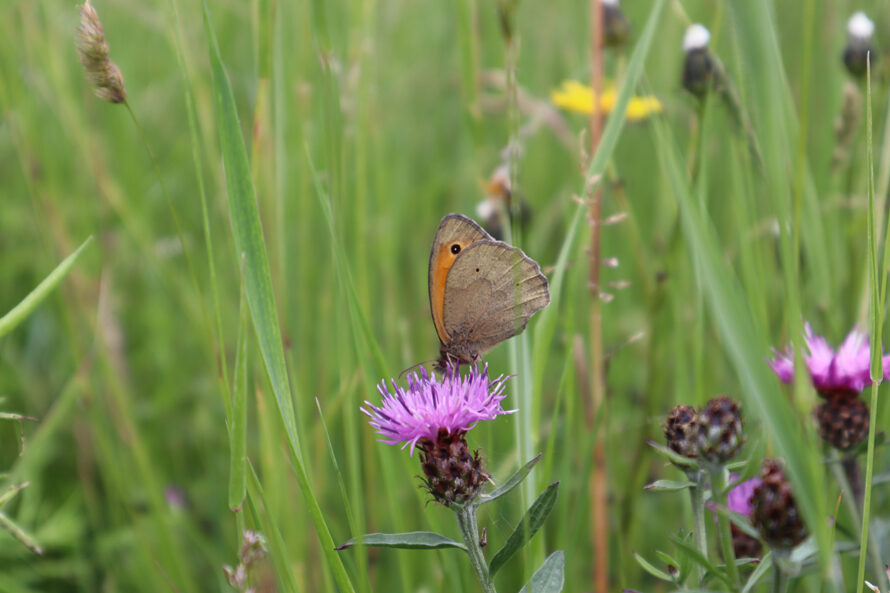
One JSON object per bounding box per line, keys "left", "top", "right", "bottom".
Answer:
{"left": 431, "top": 243, "right": 456, "bottom": 344}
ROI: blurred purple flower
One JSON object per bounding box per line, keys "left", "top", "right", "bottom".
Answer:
{"left": 362, "top": 365, "right": 515, "bottom": 455}
{"left": 727, "top": 477, "right": 761, "bottom": 517}
{"left": 768, "top": 324, "right": 890, "bottom": 397}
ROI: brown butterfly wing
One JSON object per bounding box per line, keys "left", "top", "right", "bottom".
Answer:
{"left": 428, "top": 214, "right": 492, "bottom": 344}
{"left": 441, "top": 240, "right": 550, "bottom": 360}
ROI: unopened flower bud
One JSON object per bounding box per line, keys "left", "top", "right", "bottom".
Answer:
{"left": 750, "top": 459, "right": 808, "bottom": 550}
{"left": 682, "top": 24, "right": 719, "bottom": 98}
{"left": 664, "top": 404, "right": 699, "bottom": 459}
{"left": 696, "top": 396, "right": 744, "bottom": 465}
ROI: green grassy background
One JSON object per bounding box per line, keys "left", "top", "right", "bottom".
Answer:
{"left": 1, "top": 0, "right": 890, "bottom": 591}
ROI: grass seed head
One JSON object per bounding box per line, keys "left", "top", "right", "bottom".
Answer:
{"left": 77, "top": 1, "right": 127, "bottom": 104}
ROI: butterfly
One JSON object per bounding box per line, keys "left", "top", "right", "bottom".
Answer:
{"left": 428, "top": 213, "right": 550, "bottom": 371}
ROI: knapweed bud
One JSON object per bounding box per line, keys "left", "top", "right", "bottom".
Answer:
{"left": 76, "top": 1, "right": 127, "bottom": 104}
{"left": 602, "top": 0, "right": 630, "bottom": 48}
{"left": 815, "top": 396, "right": 869, "bottom": 450}
{"left": 843, "top": 12, "right": 877, "bottom": 78}
{"left": 682, "top": 24, "right": 718, "bottom": 98}
{"left": 750, "top": 459, "right": 808, "bottom": 550}
{"left": 695, "top": 396, "right": 744, "bottom": 465}
{"left": 418, "top": 429, "right": 489, "bottom": 505}
{"left": 664, "top": 404, "right": 699, "bottom": 459}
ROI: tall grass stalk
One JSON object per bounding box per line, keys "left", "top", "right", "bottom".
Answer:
{"left": 857, "top": 54, "right": 886, "bottom": 593}
{"left": 588, "top": 0, "right": 607, "bottom": 588}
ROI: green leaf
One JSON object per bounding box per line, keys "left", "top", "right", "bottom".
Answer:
{"left": 0, "top": 236, "right": 92, "bottom": 340}
{"left": 634, "top": 552, "right": 675, "bottom": 582}
{"left": 488, "top": 481, "right": 559, "bottom": 576}
{"left": 334, "top": 532, "right": 466, "bottom": 551}
{"left": 644, "top": 480, "right": 696, "bottom": 492}
{"left": 670, "top": 534, "right": 732, "bottom": 589}
{"left": 0, "top": 483, "right": 28, "bottom": 509}
{"left": 517, "top": 551, "right": 565, "bottom": 593}
{"left": 227, "top": 256, "right": 248, "bottom": 511}
{"left": 0, "top": 511, "right": 42, "bottom": 555}
{"left": 741, "top": 551, "right": 773, "bottom": 593}
{"left": 654, "top": 550, "right": 680, "bottom": 572}
{"left": 477, "top": 454, "right": 542, "bottom": 506}
{"left": 647, "top": 440, "right": 698, "bottom": 468}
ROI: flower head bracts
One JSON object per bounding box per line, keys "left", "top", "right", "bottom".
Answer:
{"left": 362, "top": 365, "right": 515, "bottom": 455}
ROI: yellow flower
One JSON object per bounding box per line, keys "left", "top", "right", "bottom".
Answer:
{"left": 551, "top": 80, "right": 662, "bottom": 122}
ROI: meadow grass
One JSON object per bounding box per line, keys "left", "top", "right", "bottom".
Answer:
{"left": 1, "top": 0, "right": 890, "bottom": 591}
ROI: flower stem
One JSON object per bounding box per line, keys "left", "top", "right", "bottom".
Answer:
{"left": 456, "top": 505, "right": 497, "bottom": 593}
{"left": 688, "top": 470, "right": 708, "bottom": 586}
{"left": 842, "top": 456, "right": 864, "bottom": 509}
{"left": 709, "top": 467, "right": 740, "bottom": 592}
{"left": 771, "top": 561, "right": 788, "bottom": 593}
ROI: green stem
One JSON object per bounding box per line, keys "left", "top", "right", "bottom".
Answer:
{"left": 828, "top": 452, "right": 887, "bottom": 593}
{"left": 456, "top": 505, "right": 497, "bottom": 593}
{"left": 856, "top": 381, "right": 886, "bottom": 593}
{"left": 688, "top": 470, "right": 708, "bottom": 586}
{"left": 771, "top": 561, "right": 788, "bottom": 593}
{"left": 710, "top": 467, "right": 740, "bottom": 592}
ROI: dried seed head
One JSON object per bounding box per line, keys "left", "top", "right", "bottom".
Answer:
{"left": 815, "top": 396, "right": 870, "bottom": 450}
{"left": 750, "top": 459, "right": 808, "bottom": 550}
{"left": 77, "top": 1, "right": 127, "bottom": 104}
{"left": 696, "top": 396, "right": 744, "bottom": 465}
{"left": 664, "top": 404, "right": 699, "bottom": 459}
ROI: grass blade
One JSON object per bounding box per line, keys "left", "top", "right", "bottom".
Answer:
{"left": 201, "top": 4, "right": 354, "bottom": 591}
{"left": 0, "top": 236, "right": 92, "bottom": 339}
{"left": 228, "top": 256, "right": 249, "bottom": 510}
{"left": 857, "top": 54, "right": 885, "bottom": 593}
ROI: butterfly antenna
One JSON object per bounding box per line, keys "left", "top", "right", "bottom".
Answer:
{"left": 398, "top": 360, "right": 437, "bottom": 381}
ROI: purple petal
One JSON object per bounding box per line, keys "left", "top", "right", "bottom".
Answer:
{"left": 727, "top": 477, "right": 762, "bottom": 517}
{"left": 832, "top": 329, "right": 872, "bottom": 392}
{"left": 767, "top": 349, "right": 794, "bottom": 383}
{"left": 362, "top": 365, "right": 515, "bottom": 455}
{"left": 803, "top": 324, "right": 835, "bottom": 391}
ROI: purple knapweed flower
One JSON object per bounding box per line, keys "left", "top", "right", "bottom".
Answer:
{"left": 768, "top": 324, "right": 890, "bottom": 397}
{"left": 362, "top": 364, "right": 515, "bottom": 455}
{"left": 727, "top": 477, "right": 761, "bottom": 517}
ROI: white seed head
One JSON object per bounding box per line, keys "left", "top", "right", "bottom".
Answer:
{"left": 601, "top": 0, "right": 620, "bottom": 7}
{"left": 847, "top": 11, "right": 875, "bottom": 41}
{"left": 683, "top": 23, "right": 711, "bottom": 52}
{"left": 476, "top": 198, "right": 499, "bottom": 222}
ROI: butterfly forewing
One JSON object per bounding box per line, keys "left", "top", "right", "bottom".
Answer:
{"left": 428, "top": 214, "right": 492, "bottom": 344}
